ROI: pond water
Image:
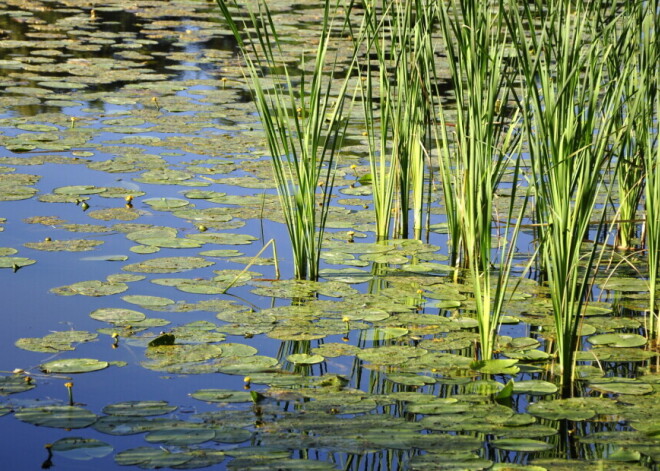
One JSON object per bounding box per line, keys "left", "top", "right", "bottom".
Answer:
{"left": 0, "top": 1, "right": 658, "bottom": 470}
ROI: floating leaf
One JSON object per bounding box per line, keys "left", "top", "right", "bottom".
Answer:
{"left": 287, "top": 353, "right": 325, "bottom": 365}
{"left": 41, "top": 358, "right": 109, "bottom": 374}
{"left": 528, "top": 398, "right": 600, "bottom": 421}
{"left": 492, "top": 438, "right": 554, "bottom": 452}
{"left": 88, "top": 208, "right": 143, "bottom": 221}
{"left": 90, "top": 308, "right": 146, "bottom": 324}
{"left": 470, "top": 359, "right": 520, "bottom": 375}
{"left": 587, "top": 333, "right": 647, "bottom": 348}
{"left": 142, "top": 198, "right": 190, "bottom": 210}
{"left": 145, "top": 426, "right": 216, "bottom": 446}
{"left": 52, "top": 280, "right": 128, "bottom": 297}
{"left": 115, "top": 447, "right": 192, "bottom": 468}
{"left": 122, "top": 256, "right": 214, "bottom": 273}
{"left": 15, "top": 330, "right": 98, "bottom": 352}
{"left": 0, "top": 374, "right": 36, "bottom": 395}
{"left": 25, "top": 239, "right": 104, "bottom": 252}
{"left": 15, "top": 406, "right": 97, "bottom": 429}
{"left": 190, "top": 389, "right": 254, "bottom": 403}
{"left": 103, "top": 401, "right": 178, "bottom": 417}
{"left": 0, "top": 256, "right": 36, "bottom": 268}
{"left": 588, "top": 378, "right": 654, "bottom": 395}
{"left": 51, "top": 437, "right": 113, "bottom": 460}
{"left": 122, "top": 295, "right": 175, "bottom": 308}
{"left": 513, "top": 380, "right": 559, "bottom": 396}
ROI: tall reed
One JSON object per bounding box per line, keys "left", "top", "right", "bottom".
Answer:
{"left": 435, "top": 0, "right": 524, "bottom": 360}
{"left": 507, "top": 0, "right": 628, "bottom": 395}
{"left": 359, "top": 0, "right": 435, "bottom": 240}
{"left": 215, "top": 0, "right": 357, "bottom": 280}
{"left": 639, "top": 1, "right": 660, "bottom": 339}
{"left": 604, "top": 3, "right": 646, "bottom": 251}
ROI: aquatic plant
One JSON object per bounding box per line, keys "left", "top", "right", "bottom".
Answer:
{"left": 216, "top": 0, "right": 357, "bottom": 280}
{"left": 639, "top": 2, "right": 660, "bottom": 339}
{"left": 434, "top": 0, "right": 525, "bottom": 360}
{"left": 359, "top": 0, "right": 436, "bottom": 240}
{"left": 507, "top": 0, "right": 629, "bottom": 395}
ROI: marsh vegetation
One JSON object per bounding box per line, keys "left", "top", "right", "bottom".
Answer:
{"left": 0, "top": 0, "right": 658, "bottom": 469}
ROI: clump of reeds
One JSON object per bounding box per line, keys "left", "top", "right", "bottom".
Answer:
{"left": 507, "top": 0, "right": 630, "bottom": 395}
{"left": 216, "top": 0, "right": 358, "bottom": 280}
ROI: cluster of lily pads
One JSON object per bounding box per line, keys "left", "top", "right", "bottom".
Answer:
{"left": 0, "top": 0, "right": 658, "bottom": 470}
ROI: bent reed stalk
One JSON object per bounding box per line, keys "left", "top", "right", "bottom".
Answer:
{"left": 216, "top": 0, "right": 358, "bottom": 280}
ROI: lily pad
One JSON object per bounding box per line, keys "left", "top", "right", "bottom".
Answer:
{"left": 15, "top": 330, "right": 98, "bottom": 352}
{"left": 0, "top": 374, "right": 36, "bottom": 395}
{"left": 145, "top": 426, "right": 216, "bottom": 446}
{"left": 0, "top": 256, "right": 36, "bottom": 268}
{"left": 15, "top": 406, "right": 97, "bottom": 429}
{"left": 513, "top": 380, "right": 559, "bottom": 396}
{"left": 103, "top": 401, "right": 178, "bottom": 417}
{"left": 492, "top": 438, "right": 555, "bottom": 452}
{"left": 52, "top": 280, "right": 128, "bottom": 297}
{"left": 122, "top": 256, "right": 214, "bottom": 273}
{"left": 122, "top": 295, "right": 175, "bottom": 308}
{"left": 51, "top": 437, "right": 113, "bottom": 460}
{"left": 190, "top": 389, "right": 254, "bottom": 403}
{"left": 25, "top": 239, "right": 104, "bottom": 251}
{"left": 90, "top": 308, "right": 146, "bottom": 324}
{"left": 587, "top": 333, "right": 647, "bottom": 348}
{"left": 287, "top": 353, "right": 325, "bottom": 365}
{"left": 41, "top": 358, "right": 109, "bottom": 374}
{"left": 115, "top": 447, "right": 192, "bottom": 468}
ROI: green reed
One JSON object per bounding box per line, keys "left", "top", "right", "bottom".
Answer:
{"left": 434, "top": 0, "right": 524, "bottom": 359}
{"left": 603, "top": 3, "right": 647, "bottom": 251}
{"left": 639, "top": 1, "right": 660, "bottom": 339}
{"left": 359, "top": 0, "right": 436, "bottom": 240}
{"left": 216, "top": 0, "right": 357, "bottom": 280}
{"left": 507, "top": 0, "right": 629, "bottom": 395}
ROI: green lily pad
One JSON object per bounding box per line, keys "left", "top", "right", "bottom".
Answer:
{"left": 88, "top": 208, "right": 144, "bottom": 221}
{"left": 470, "top": 359, "right": 520, "bottom": 375}
{"left": 588, "top": 378, "right": 655, "bottom": 395}
{"left": 145, "top": 426, "right": 216, "bottom": 446}
{"left": 588, "top": 333, "right": 647, "bottom": 348}
{"left": 170, "top": 450, "right": 225, "bottom": 469}
{"left": 287, "top": 353, "right": 325, "bottom": 365}
{"left": 51, "top": 437, "right": 113, "bottom": 460}
{"left": 187, "top": 233, "right": 257, "bottom": 245}
{"left": 527, "top": 398, "right": 599, "bottom": 421}
{"left": 0, "top": 256, "right": 36, "bottom": 268}
{"left": 190, "top": 389, "right": 254, "bottom": 403}
{"left": 492, "top": 438, "right": 555, "bottom": 452}
{"left": 103, "top": 401, "right": 178, "bottom": 417}
{"left": 53, "top": 185, "right": 106, "bottom": 195}
{"left": 0, "top": 374, "right": 36, "bottom": 395}
{"left": 513, "top": 380, "right": 559, "bottom": 396}
{"left": 122, "top": 295, "right": 175, "bottom": 308}
{"left": 115, "top": 447, "right": 192, "bottom": 468}
{"left": 41, "top": 358, "right": 109, "bottom": 374}
{"left": 143, "top": 198, "right": 190, "bottom": 210}
{"left": 122, "top": 256, "right": 214, "bottom": 273}
{"left": 15, "top": 330, "right": 98, "bottom": 352}
{"left": 25, "top": 239, "right": 104, "bottom": 251}
{"left": 52, "top": 280, "right": 128, "bottom": 297}
{"left": 15, "top": 406, "right": 97, "bottom": 429}
{"left": 93, "top": 416, "right": 181, "bottom": 436}
{"left": 90, "top": 308, "right": 146, "bottom": 324}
